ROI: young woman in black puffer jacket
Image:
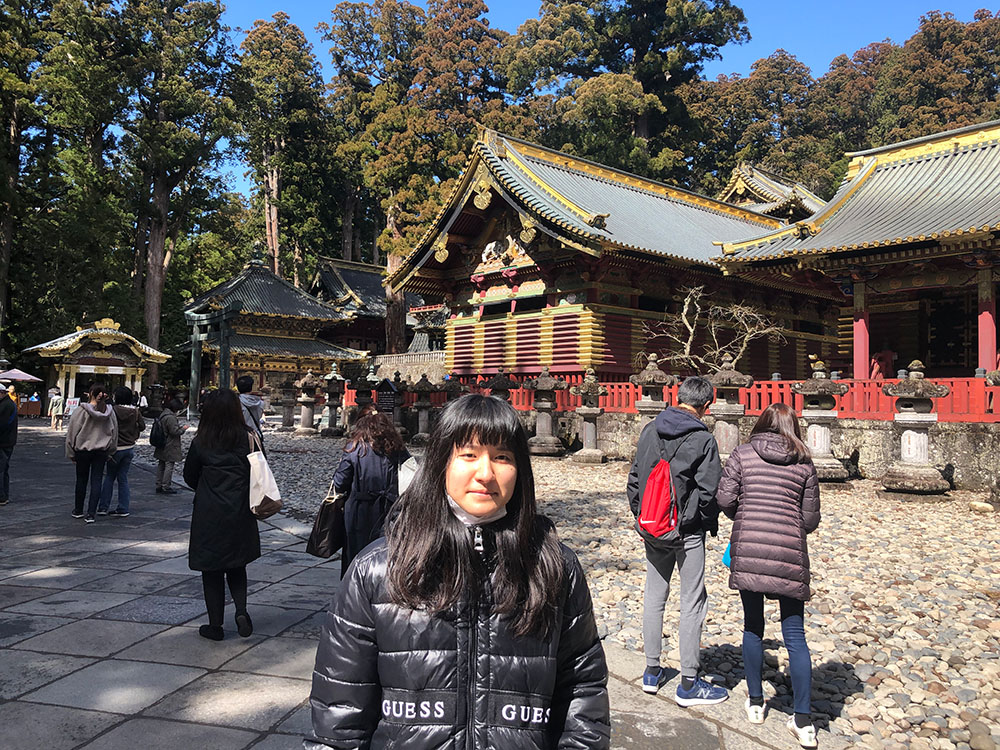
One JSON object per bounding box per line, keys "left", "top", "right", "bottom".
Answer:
{"left": 717, "top": 402, "right": 821, "bottom": 748}
{"left": 306, "top": 394, "right": 610, "bottom": 750}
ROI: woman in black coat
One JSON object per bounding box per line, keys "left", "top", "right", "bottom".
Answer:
{"left": 184, "top": 389, "right": 261, "bottom": 641}
{"left": 332, "top": 412, "right": 409, "bottom": 578}
{"left": 307, "top": 395, "right": 610, "bottom": 750}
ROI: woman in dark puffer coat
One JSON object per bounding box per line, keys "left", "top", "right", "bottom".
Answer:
{"left": 717, "top": 403, "right": 820, "bottom": 748}
{"left": 306, "top": 394, "right": 610, "bottom": 750}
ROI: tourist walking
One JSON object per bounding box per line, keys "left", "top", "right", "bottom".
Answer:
{"left": 331, "top": 411, "right": 410, "bottom": 577}
{"left": 0, "top": 382, "right": 17, "bottom": 506}
{"left": 716, "top": 402, "right": 821, "bottom": 748}
{"left": 66, "top": 384, "right": 118, "bottom": 523}
{"left": 236, "top": 375, "right": 265, "bottom": 444}
{"left": 183, "top": 389, "right": 261, "bottom": 641}
{"left": 47, "top": 386, "right": 64, "bottom": 430}
{"left": 626, "top": 375, "right": 728, "bottom": 706}
{"left": 154, "top": 397, "right": 186, "bottom": 494}
{"left": 306, "top": 394, "right": 610, "bottom": 749}
{"left": 98, "top": 386, "right": 145, "bottom": 517}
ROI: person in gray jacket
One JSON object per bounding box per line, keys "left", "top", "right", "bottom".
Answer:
{"left": 154, "top": 397, "right": 187, "bottom": 494}
{"left": 717, "top": 402, "right": 820, "bottom": 748}
{"left": 98, "top": 386, "right": 145, "bottom": 517}
{"left": 626, "top": 375, "right": 727, "bottom": 707}
{"left": 66, "top": 383, "right": 118, "bottom": 523}
{"left": 236, "top": 376, "right": 264, "bottom": 443}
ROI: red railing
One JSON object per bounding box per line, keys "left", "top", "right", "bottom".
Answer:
{"left": 340, "top": 377, "right": 1000, "bottom": 423}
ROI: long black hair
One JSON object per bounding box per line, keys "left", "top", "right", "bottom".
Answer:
{"left": 196, "top": 389, "right": 250, "bottom": 452}
{"left": 386, "top": 394, "right": 564, "bottom": 639}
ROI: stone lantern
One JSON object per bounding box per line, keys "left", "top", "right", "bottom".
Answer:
{"left": 569, "top": 368, "right": 608, "bottom": 463}
{"left": 147, "top": 384, "right": 166, "bottom": 417}
{"left": 294, "top": 370, "right": 322, "bottom": 435}
{"left": 523, "top": 366, "right": 568, "bottom": 456}
{"left": 391, "top": 371, "right": 409, "bottom": 438}
{"left": 481, "top": 367, "right": 519, "bottom": 403}
{"left": 279, "top": 380, "right": 297, "bottom": 430}
{"left": 630, "top": 354, "right": 677, "bottom": 429}
{"left": 881, "top": 360, "right": 951, "bottom": 497}
{"left": 438, "top": 373, "right": 468, "bottom": 402}
{"left": 350, "top": 363, "right": 381, "bottom": 424}
{"left": 321, "top": 363, "right": 346, "bottom": 437}
{"left": 707, "top": 353, "right": 753, "bottom": 463}
{"left": 792, "top": 357, "right": 849, "bottom": 480}
{"left": 409, "top": 373, "right": 438, "bottom": 445}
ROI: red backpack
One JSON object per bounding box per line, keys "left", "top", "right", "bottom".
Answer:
{"left": 636, "top": 435, "right": 692, "bottom": 544}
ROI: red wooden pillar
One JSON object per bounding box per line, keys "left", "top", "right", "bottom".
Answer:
{"left": 978, "top": 269, "right": 996, "bottom": 371}
{"left": 852, "top": 282, "right": 870, "bottom": 380}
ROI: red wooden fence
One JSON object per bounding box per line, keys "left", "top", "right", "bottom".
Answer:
{"left": 340, "top": 378, "right": 1000, "bottom": 423}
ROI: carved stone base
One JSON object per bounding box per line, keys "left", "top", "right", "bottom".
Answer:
{"left": 276, "top": 426, "right": 295, "bottom": 432}
{"left": 881, "top": 462, "right": 950, "bottom": 494}
{"left": 294, "top": 427, "right": 318, "bottom": 437}
{"left": 409, "top": 432, "right": 430, "bottom": 447}
{"left": 877, "top": 489, "right": 951, "bottom": 504}
{"left": 813, "top": 456, "right": 849, "bottom": 481}
{"left": 571, "top": 448, "right": 605, "bottom": 464}
{"left": 320, "top": 427, "right": 345, "bottom": 438}
{"left": 528, "top": 436, "right": 565, "bottom": 456}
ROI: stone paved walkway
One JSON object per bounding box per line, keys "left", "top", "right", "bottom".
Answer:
{"left": 0, "top": 423, "right": 846, "bottom": 749}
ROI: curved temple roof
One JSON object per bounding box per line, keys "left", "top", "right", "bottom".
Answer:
{"left": 24, "top": 318, "right": 170, "bottom": 363}
{"left": 718, "top": 119, "right": 1000, "bottom": 265}
{"left": 388, "top": 130, "right": 780, "bottom": 291}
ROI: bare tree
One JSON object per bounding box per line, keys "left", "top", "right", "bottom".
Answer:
{"left": 640, "top": 286, "right": 785, "bottom": 373}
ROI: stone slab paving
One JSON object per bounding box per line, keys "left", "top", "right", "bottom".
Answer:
{"left": 0, "top": 423, "right": 839, "bottom": 749}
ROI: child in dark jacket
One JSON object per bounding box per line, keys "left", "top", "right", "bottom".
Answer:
{"left": 717, "top": 402, "right": 820, "bottom": 748}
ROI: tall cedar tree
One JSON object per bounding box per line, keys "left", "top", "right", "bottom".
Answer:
{"left": 504, "top": 0, "right": 748, "bottom": 182}
{"left": 237, "top": 12, "right": 327, "bottom": 281}
{"left": 125, "top": 0, "right": 236, "bottom": 381}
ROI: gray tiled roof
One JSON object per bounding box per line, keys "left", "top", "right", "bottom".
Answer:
{"left": 314, "top": 259, "right": 422, "bottom": 318}
{"left": 186, "top": 262, "right": 348, "bottom": 322}
{"left": 721, "top": 130, "right": 1000, "bottom": 262}
{"left": 484, "top": 136, "right": 778, "bottom": 264}
{"left": 203, "top": 332, "right": 366, "bottom": 360}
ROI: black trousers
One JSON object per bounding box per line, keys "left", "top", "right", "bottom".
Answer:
{"left": 74, "top": 450, "right": 107, "bottom": 516}
{"left": 201, "top": 567, "right": 249, "bottom": 627}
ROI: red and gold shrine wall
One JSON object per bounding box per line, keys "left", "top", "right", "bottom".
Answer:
{"left": 445, "top": 305, "right": 645, "bottom": 377}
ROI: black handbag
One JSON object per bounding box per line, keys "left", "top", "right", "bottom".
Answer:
{"left": 306, "top": 481, "right": 346, "bottom": 558}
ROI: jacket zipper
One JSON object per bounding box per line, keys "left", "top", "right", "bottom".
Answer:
{"left": 467, "top": 525, "right": 484, "bottom": 750}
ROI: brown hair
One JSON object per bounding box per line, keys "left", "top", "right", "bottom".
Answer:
{"left": 346, "top": 413, "right": 405, "bottom": 458}
{"left": 750, "top": 402, "right": 811, "bottom": 462}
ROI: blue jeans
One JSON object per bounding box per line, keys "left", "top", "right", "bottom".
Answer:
{"left": 100, "top": 448, "right": 134, "bottom": 513}
{"left": 740, "top": 590, "right": 811, "bottom": 715}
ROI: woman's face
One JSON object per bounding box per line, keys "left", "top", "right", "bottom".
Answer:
{"left": 445, "top": 440, "right": 518, "bottom": 518}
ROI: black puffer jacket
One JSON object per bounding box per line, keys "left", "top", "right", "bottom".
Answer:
{"left": 184, "top": 436, "right": 261, "bottom": 572}
{"left": 626, "top": 406, "right": 722, "bottom": 538}
{"left": 717, "top": 432, "right": 821, "bottom": 600}
{"left": 305, "top": 535, "right": 610, "bottom": 750}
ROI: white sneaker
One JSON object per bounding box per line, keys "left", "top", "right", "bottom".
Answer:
{"left": 787, "top": 717, "right": 817, "bottom": 748}
{"left": 745, "top": 698, "right": 765, "bottom": 724}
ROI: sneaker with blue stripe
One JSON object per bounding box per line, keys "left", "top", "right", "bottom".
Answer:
{"left": 674, "top": 677, "right": 729, "bottom": 706}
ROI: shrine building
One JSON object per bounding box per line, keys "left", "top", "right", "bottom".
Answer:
{"left": 184, "top": 260, "right": 367, "bottom": 389}
{"left": 718, "top": 119, "right": 1000, "bottom": 379}
{"left": 388, "top": 130, "right": 840, "bottom": 381}
{"left": 717, "top": 163, "right": 825, "bottom": 223}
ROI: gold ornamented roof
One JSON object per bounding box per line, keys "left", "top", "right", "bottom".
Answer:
{"left": 718, "top": 119, "right": 1000, "bottom": 265}
{"left": 717, "top": 164, "right": 825, "bottom": 222}
{"left": 24, "top": 319, "right": 171, "bottom": 362}
{"left": 387, "top": 130, "right": 781, "bottom": 292}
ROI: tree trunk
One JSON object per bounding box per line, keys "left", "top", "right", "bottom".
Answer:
{"left": 383, "top": 202, "right": 405, "bottom": 353}
{"left": 143, "top": 172, "right": 171, "bottom": 384}
{"left": 633, "top": 111, "right": 650, "bottom": 140}
{"left": 131, "top": 166, "right": 153, "bottom": 299}
{"left": 341, "top": 190, "right": 355, "bottom": 261}
{"left": 292, "top": 237, "right": 303, "bottom": 288}
{"left": 264, "top": 165, "right": 280, "bottom": 275}
{"left": 0, "top": 106, "right": 20, "bottom": 351}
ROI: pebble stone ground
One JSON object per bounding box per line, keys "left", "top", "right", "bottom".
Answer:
{"left": 134, "top": 424, "right": 1000, "bottom": 750}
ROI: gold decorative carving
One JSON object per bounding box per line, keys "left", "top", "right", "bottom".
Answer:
{"left": 433, "top": 239, "right": 449, "bottom": 263}
{"left": 473, "top": 179, "right": 493, "bottom": 210}
{"left": 519, "top": 215, "right": 537, "bottom": 245}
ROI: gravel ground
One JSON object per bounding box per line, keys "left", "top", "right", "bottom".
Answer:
{"left": 136, "top": 424, "right": 1000, "bottom": 750}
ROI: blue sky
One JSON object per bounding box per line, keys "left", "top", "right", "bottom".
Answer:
{"left": 220, "top": 1, "right": 992, "bottom": 192}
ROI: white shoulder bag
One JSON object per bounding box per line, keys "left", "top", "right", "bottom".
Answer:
{"left": 248, "top": 433, "right": 282, "bottom": 519}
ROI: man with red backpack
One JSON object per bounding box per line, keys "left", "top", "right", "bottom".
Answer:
{"left": 626, "top": 375, "right": 727, "bottom": 707}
